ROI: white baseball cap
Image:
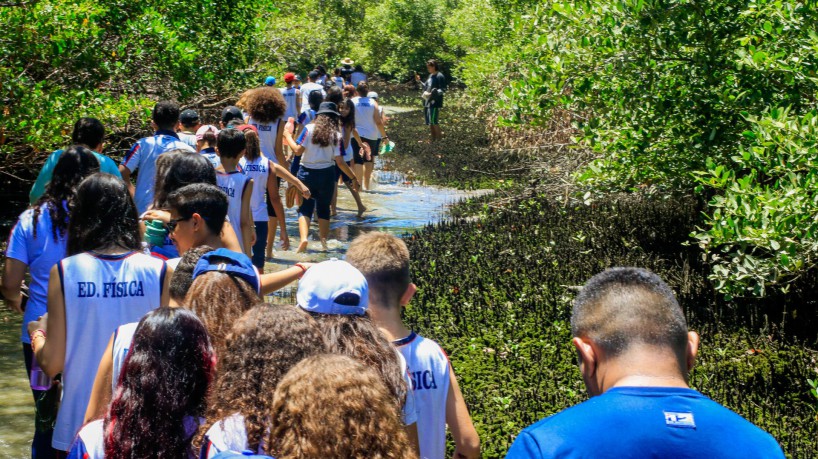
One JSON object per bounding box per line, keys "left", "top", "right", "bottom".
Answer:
{"left": 296, "top": 259, "right": 369, "bottom": 316}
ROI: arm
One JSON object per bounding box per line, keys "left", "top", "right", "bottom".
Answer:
{"left": 446, "top": 364, "right": 481, "bottom": 458}
{"left": 335, "top": 156, "right": 359, "bottom": 191}
{"left": 406, "top": 423, "right": 420, "bottom": 457}
{"left": 296, "top": 89, "right": 302, "bottom": 115}
{"left": 373, "top": 102, "right": 388, "bottom": 139}
{"left": 84, "top": 333, "right": 114, "bottom": 423}
{"left": 283, "top": 131, "right": 306, "bottom": 156}
{"left": 118, "top": 165, "right": 135, "bottom": 197}
{"left": 259, "top": 263, "right": 311, "bottom": 295}
{"left": 220, "top": 221, "right": 243, "bottom": 253}
{"left": 1, "top": 258, "right": 27, "bottom": 314}
{"left": 271, "top": 162, "right": 310, "bottom": 199}
{"left": 160, "top": 264, "right": 173, "bottom": 307}
{"left": 274, "top": 120, "right": 289, "bottom": 168}
{"left": 30, "top": 265, "right": 67, "bottom": 378}
{"left": 240, "top": 179, "right": 254, "bottom": 256}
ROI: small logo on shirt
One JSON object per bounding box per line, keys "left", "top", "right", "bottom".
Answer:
{"left": 664, "top": 411, "right": 696, "bottom": 429}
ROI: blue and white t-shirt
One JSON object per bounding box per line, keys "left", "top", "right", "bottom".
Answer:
{"left": 216, "top": 170, "right": 252, "bottom": 249}
{"left": 200, "top": 147, "right": 221, "bottom": 169}
{"left": 122, "top": 131, "right": 195, "bottom": 214}
{"left": 201, "top": 413, "right": 264, "bottom": 458}
{"left": 5, "top": 203, "right": 68, "bottom": 343}
{"left": 68, "top": 416, "right": 203, "bottom": 459}
{"left": 297, "top": 109, "right": 316, "bottom": 127}
{"left": 239, "top": 155, "right": 273, "bottom": 222}
{"left": 53, "top": 251, "right": 166, "bottom": 451}
{"left": 395, "top": 332, "right": 451, "bottom": 459}
{"left": 505, "top": 386, "right": 785, "bottom": 459}
{"left": 296, "top": 124, "right": 341, "bottom": 170}
{"left": 111, "top": 322, "right": 139, "bottom": 392}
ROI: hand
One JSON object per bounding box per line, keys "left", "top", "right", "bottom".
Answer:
{"left": 301, "top": 187, "right": 311, "bottom": 199}
{"left": 351, "top": 178, "right": 360, "bottom": 192}
{"left": 28, "top": 313, "right": 48, "bottom": 336}
{"left": 415, "top": 73, "right": 421, "bottom": 82}
{"left": 285, "top": 117, "right": 296, "bottom": 136}
{"left": 251, "top": 230, "right": 257, "bottom": 246}
{"left": 140, "top": 209, "right": 171, "bottom": 223}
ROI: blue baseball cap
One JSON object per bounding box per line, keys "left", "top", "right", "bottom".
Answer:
{"left": 264, "top": 76, "right": 276, "bottom": 86}
{"left": 296, "top": 259, "right": 368, "bottom": 316}
{"left": 192, "top": 248, "right": 260, "bottom": 294}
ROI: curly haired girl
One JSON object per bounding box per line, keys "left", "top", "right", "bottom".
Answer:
{"left": 199, "top": 304, "right": 327, "bottom": 457}
{"left": 268, "top": 354, "right": 413, "bottom": 459}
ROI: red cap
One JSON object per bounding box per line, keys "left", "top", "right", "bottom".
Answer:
{"left": 237, "top": 124, "right": 258, "bottom": 134}
{"left": 284, "top": 72, "right": 296, "bottom": 83}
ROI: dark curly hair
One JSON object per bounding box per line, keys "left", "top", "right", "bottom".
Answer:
{"left": 311, "top": 113, "right": 340, "bottom": 148}
{"left": 152, "top": 150, "right": 217, "bottom": 209}
{"left": 243, "top": 87, "right": 287, "bottom": 124}
{"left": 32, "top": 145, "right": 99, "bottom": 240}
{"left": 201, "top": 304, "right": 327, "bottom": 453}
{"left": 104, "top": 307, "right": 215, "bottom": 459}
{"left": 169, "top": 245, "right": 215, "bottom": 303}
{"left": 307, "top": 313, "right": 408, "bottom": 418}
{"left": 67, "top": 173, "right": 141, "bottom": 256}
{"left": 184, "top": 271, "right": 259, "bottom": 355}
{"left": 268, "top": 354, "right": 411, "bottom": 459}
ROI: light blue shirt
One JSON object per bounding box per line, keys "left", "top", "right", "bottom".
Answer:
{"left": 29, "top": 149, "right": 121, "bottom": 204}
{"left": 121, "top": 131, "right": 194, "bottom": 214}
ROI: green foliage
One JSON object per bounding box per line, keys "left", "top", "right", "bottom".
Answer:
{"left": 456, "top": 0, "right": 818, "bottom": 296}
{"left": 1, "top": 0, "right": 277, "bottom": 156}
{"left": 694, "top": 107, "right": 818, "bottom": 298}
{"left": 359, "top": 0, "right": 457, "bottom": 78}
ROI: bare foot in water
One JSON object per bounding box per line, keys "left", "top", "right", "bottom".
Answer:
{"left": 321, "top": 240, "right": 328, "bottom": 251}
{"left": 281, "top": 239, "right": 290, "bottom": 251}
{"left": 357, "top": 206, "right": 368, "bottom": 218}
{"left": 297, "top": 240, "right": 309, "bottom": 253}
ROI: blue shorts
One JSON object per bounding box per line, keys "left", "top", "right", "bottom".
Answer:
{"left": 297, "top": 166, "right": 336, "bottom": 221}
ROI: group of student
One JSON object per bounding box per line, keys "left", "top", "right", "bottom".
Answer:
{"left": 0, "top": 60, "right": 789, "bottom": 458}
{"left": 2, "top": 125, "right": 479, "bottom": 457}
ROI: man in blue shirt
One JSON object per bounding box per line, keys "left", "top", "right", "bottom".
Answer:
{"left": 506, "top": 267, "right": 784, "bottom": 459}
{"left": 29, "top": 118, "right": 121, "bottom": 204}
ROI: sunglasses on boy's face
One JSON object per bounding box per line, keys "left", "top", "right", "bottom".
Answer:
{"left": 165, "top": 216, "right": 192, "bottom": 233}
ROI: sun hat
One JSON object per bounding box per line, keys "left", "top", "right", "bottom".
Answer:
{"left": 284, "top": 72, "right": 296, "bottom": 83}
{"left": 264, "top": 76, "right": 276, "bottom": 86}
{"left": 221, "top": 106, "right": 244, "bottom": 125}
{"left": 316, "top": 102, "right": 340, "bottom": 117}
{"left": 296, "top": 259, "right": 368, "bottom": 316}
{"left": 340, "top": 57, "right": 354, "bottom": 66}
{"left": 195, "top": 124, "right": 220, "bottom": 141}
{"left": 179, "top": 109, "right": 199, "bottom": 125}
{"left": 192, "top": 248, "right": 260, "bottom": 294}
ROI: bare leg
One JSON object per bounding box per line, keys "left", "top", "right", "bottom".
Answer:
{"left": 364, "top": 162, "right": 375, "bottom": 190}
{"left": 346, "top": 183, "right": 366, "bottom": 217}
{"left": 297, "top": 215, "right": 310, "bottom": 253}
{"left": 266, "top": 218, "right": 275, "bottom": 258}
{"left": 331, "top": 182, "right": 339, "bottom": 217}
{"left": 318, "top": 218, "right": 330, "bottom": 250}
{"left": 353, "top": 163, "right": 364, "bottom": 189}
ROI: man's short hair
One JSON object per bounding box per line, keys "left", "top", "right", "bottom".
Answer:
{"left": 167, "top": 183, "right": 228, "bottom": 235}
{"left": 572, "top": 268, "right": 688, "bottom": 358}
{"left": 217, "top": 128, "right": 247, "bottom": 158}
{"left": 426, "top": 59, "right": 439, "bottom": 70}
{"left": 345, "top": 232, "right": 410, "bottom": 307}
{"left": 153, "top": 101, "right": 181, "bottom": 130}
{"left": 169, "top": 245, "right": 215, "bottom": 303}
{"left": 357, "top": 81, "right": 369, "bottom": 97}
{"left": 72, "top": 118, "right": 105, "bottom": 149}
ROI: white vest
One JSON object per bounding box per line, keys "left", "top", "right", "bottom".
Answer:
{"left": 280, "top": 87, "right": 299, "bottom": 121}
{"left": 217, "top": 170, "right": 251, "bottom": 249}
{"left": 53, "top": 251, "right": 165, "bottom": 451}
{"left": 395, "top": 332, "right": 451, "bottom": 459}
{"left": 111, "top": 322, "right": 139, "bottom": 393}
{"left": 239, "top": 155, "right": 272, "bottom": 221}
{"left": 249, "top": 118, "right": 281, "bottom": 164}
